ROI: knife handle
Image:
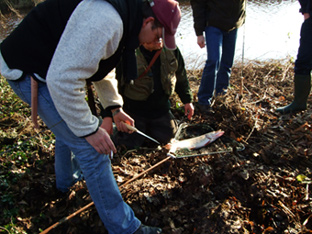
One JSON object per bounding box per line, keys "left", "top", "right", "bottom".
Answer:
{"left": 124, "top": 122, "right": 138, "bottom": 132}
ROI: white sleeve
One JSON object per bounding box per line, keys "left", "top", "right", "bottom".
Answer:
{"left": 46, "top": 0, "right": 123, "bottom": 137}
{"left": 93, "top": 69, "right": 123, "bottom": 110}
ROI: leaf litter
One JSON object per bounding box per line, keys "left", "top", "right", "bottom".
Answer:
{"left": 1, "top": 59, "right": 312, "bottom": 234}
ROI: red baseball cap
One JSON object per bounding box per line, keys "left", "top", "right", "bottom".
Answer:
{"left": 149, "top": 0, "right": 181, "bottom": 50}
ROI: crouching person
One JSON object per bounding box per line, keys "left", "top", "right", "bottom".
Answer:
{"left": 101, "top": 40, "right": 194, "bottom": 149}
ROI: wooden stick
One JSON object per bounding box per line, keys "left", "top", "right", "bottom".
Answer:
{"left": 40, "top": 156, "right": 171, "bottom": 234}
{"left": 31, "top": 76, "right": 39, "bottom": 129}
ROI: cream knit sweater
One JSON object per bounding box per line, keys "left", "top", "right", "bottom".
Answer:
{"left": 0, "top": 0, "right": 124, "bottom": 137}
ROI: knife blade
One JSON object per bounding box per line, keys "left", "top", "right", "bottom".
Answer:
{"left": 124, "top": 123, "right": 160, "bottom": 144}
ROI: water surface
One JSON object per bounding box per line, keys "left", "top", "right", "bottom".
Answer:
{"left": 177, "top": 0, "right": 302, "bottom": 69}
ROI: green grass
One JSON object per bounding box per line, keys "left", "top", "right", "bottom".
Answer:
{"left": 0, "top": 75, "right": 55, "bottom": 234}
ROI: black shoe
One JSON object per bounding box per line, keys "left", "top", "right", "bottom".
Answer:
{"left": 198, "top": 104, "right": 213, "bottom": 115}
{"left": 133, "top": 224, "right": 162, "bottom": 234}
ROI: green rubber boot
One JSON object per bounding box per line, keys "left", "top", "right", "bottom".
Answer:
{"left": 276, "top": 74, "right": 311, "bottom": 114}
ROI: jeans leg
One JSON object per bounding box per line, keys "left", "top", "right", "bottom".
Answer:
{"left": 7, "top": 76, "right": 141, "bottom": 234}
{"left": 55, "top": 139, "right": 83, "bottom": 192}
{"left": 198, "top": 26, "right": 222, "bottom": 106}
{"left": 215, "top": 28, "right": 238, "bottom": 95}
{"left": 70, "top": 143, "right": 140, "bottom": 234}
{"left": 295, "top": 17, "right": 312, "bottom": 75}
{"left": 8, "top": 77, "right": 82, "bottom": 193}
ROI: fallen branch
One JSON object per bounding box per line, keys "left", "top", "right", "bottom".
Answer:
{"left": 40, "top": 156, "right": 171, "bottom": 234}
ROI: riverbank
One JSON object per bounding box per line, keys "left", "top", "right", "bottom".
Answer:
{"left": 1, "top": 59, "right": 312, "bottom": 233}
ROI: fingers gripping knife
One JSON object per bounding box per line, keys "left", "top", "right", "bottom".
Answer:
{"left": 124, "top": 123, "right": 160, "bottom": 145}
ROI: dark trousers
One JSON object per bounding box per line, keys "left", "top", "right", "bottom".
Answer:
{"left": 295, "top": 17, "right": 312, "bottom": 75}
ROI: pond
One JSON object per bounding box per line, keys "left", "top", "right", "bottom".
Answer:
{"left": 176, "top": 0, "right": 303, "bottom": 69}
{"left": 0, "top": 0, "right": 303, "bottom": 69}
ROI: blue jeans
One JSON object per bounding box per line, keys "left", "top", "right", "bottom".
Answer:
{"left": 295, "top": 16, "right": 312, "bottom": 76}
{"left": 198, "top": 26, "right": 238, "bottom": 106}
{"left": 7, "top": 75, "right": 140, "bottom": 234}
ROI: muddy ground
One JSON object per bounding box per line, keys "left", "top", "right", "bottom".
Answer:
{"left": 1, "top": 59, "right": 312, "bottom": 234}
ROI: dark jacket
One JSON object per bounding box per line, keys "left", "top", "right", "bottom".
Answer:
{"left": 115, "top": 46, "right": 193, "bottom": 119}
{"left": 299, "top": 0, "right": 312, "bottom": 15}
{"left": 190, "top": 0, "right": 246, "bottom": 36}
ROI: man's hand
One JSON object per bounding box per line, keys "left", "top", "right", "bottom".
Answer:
{"left": 101, "top": 117, "right": 113, "bottom": 135}
{"left": 112, "top": 108, "right": 134, "bottom": 132}
{"left": 197, "top": 35, "right": 205, "bottom": 48}
{"left": 85, "top": 127, "right": 116, "bottom": 154}
{"left": 184, "top": 103, "right": 194, "bottom": 120}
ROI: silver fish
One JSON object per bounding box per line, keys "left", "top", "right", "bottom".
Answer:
{"left": 165, "top": 130, "right": 224, "bottom": 157}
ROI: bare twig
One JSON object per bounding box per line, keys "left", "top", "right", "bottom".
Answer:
{"left": 263, "top": 63, "right": 279, "bottom": 81}
{"left": 0, "top": 226, "right": 10, "bottom": 234}
{"left": 303, "top": 214, "right": 312, "bottom": 226}
{"left": 278, "top": 200, "right": 295, "bottom": 219}
{"left": 3, "top": 0, "right": 22, "bottom": 18}
{"left": 305, "top": 183, "right": 309, "bottom": 201}
{"left": 281, "top": 61, "right": 293, "bottom": 82}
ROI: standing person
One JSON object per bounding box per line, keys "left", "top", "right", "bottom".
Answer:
{"left": 190, "top": 0, "right": 246, "bottom": 114}
{"left": 0, "top": 0, "right": 181, "bottom": 233}
{"left": 102, "top": 40, "right": 194, "bottom": 149}
{"left": 276, "top": 0, "right": 312, "bottom": 114}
